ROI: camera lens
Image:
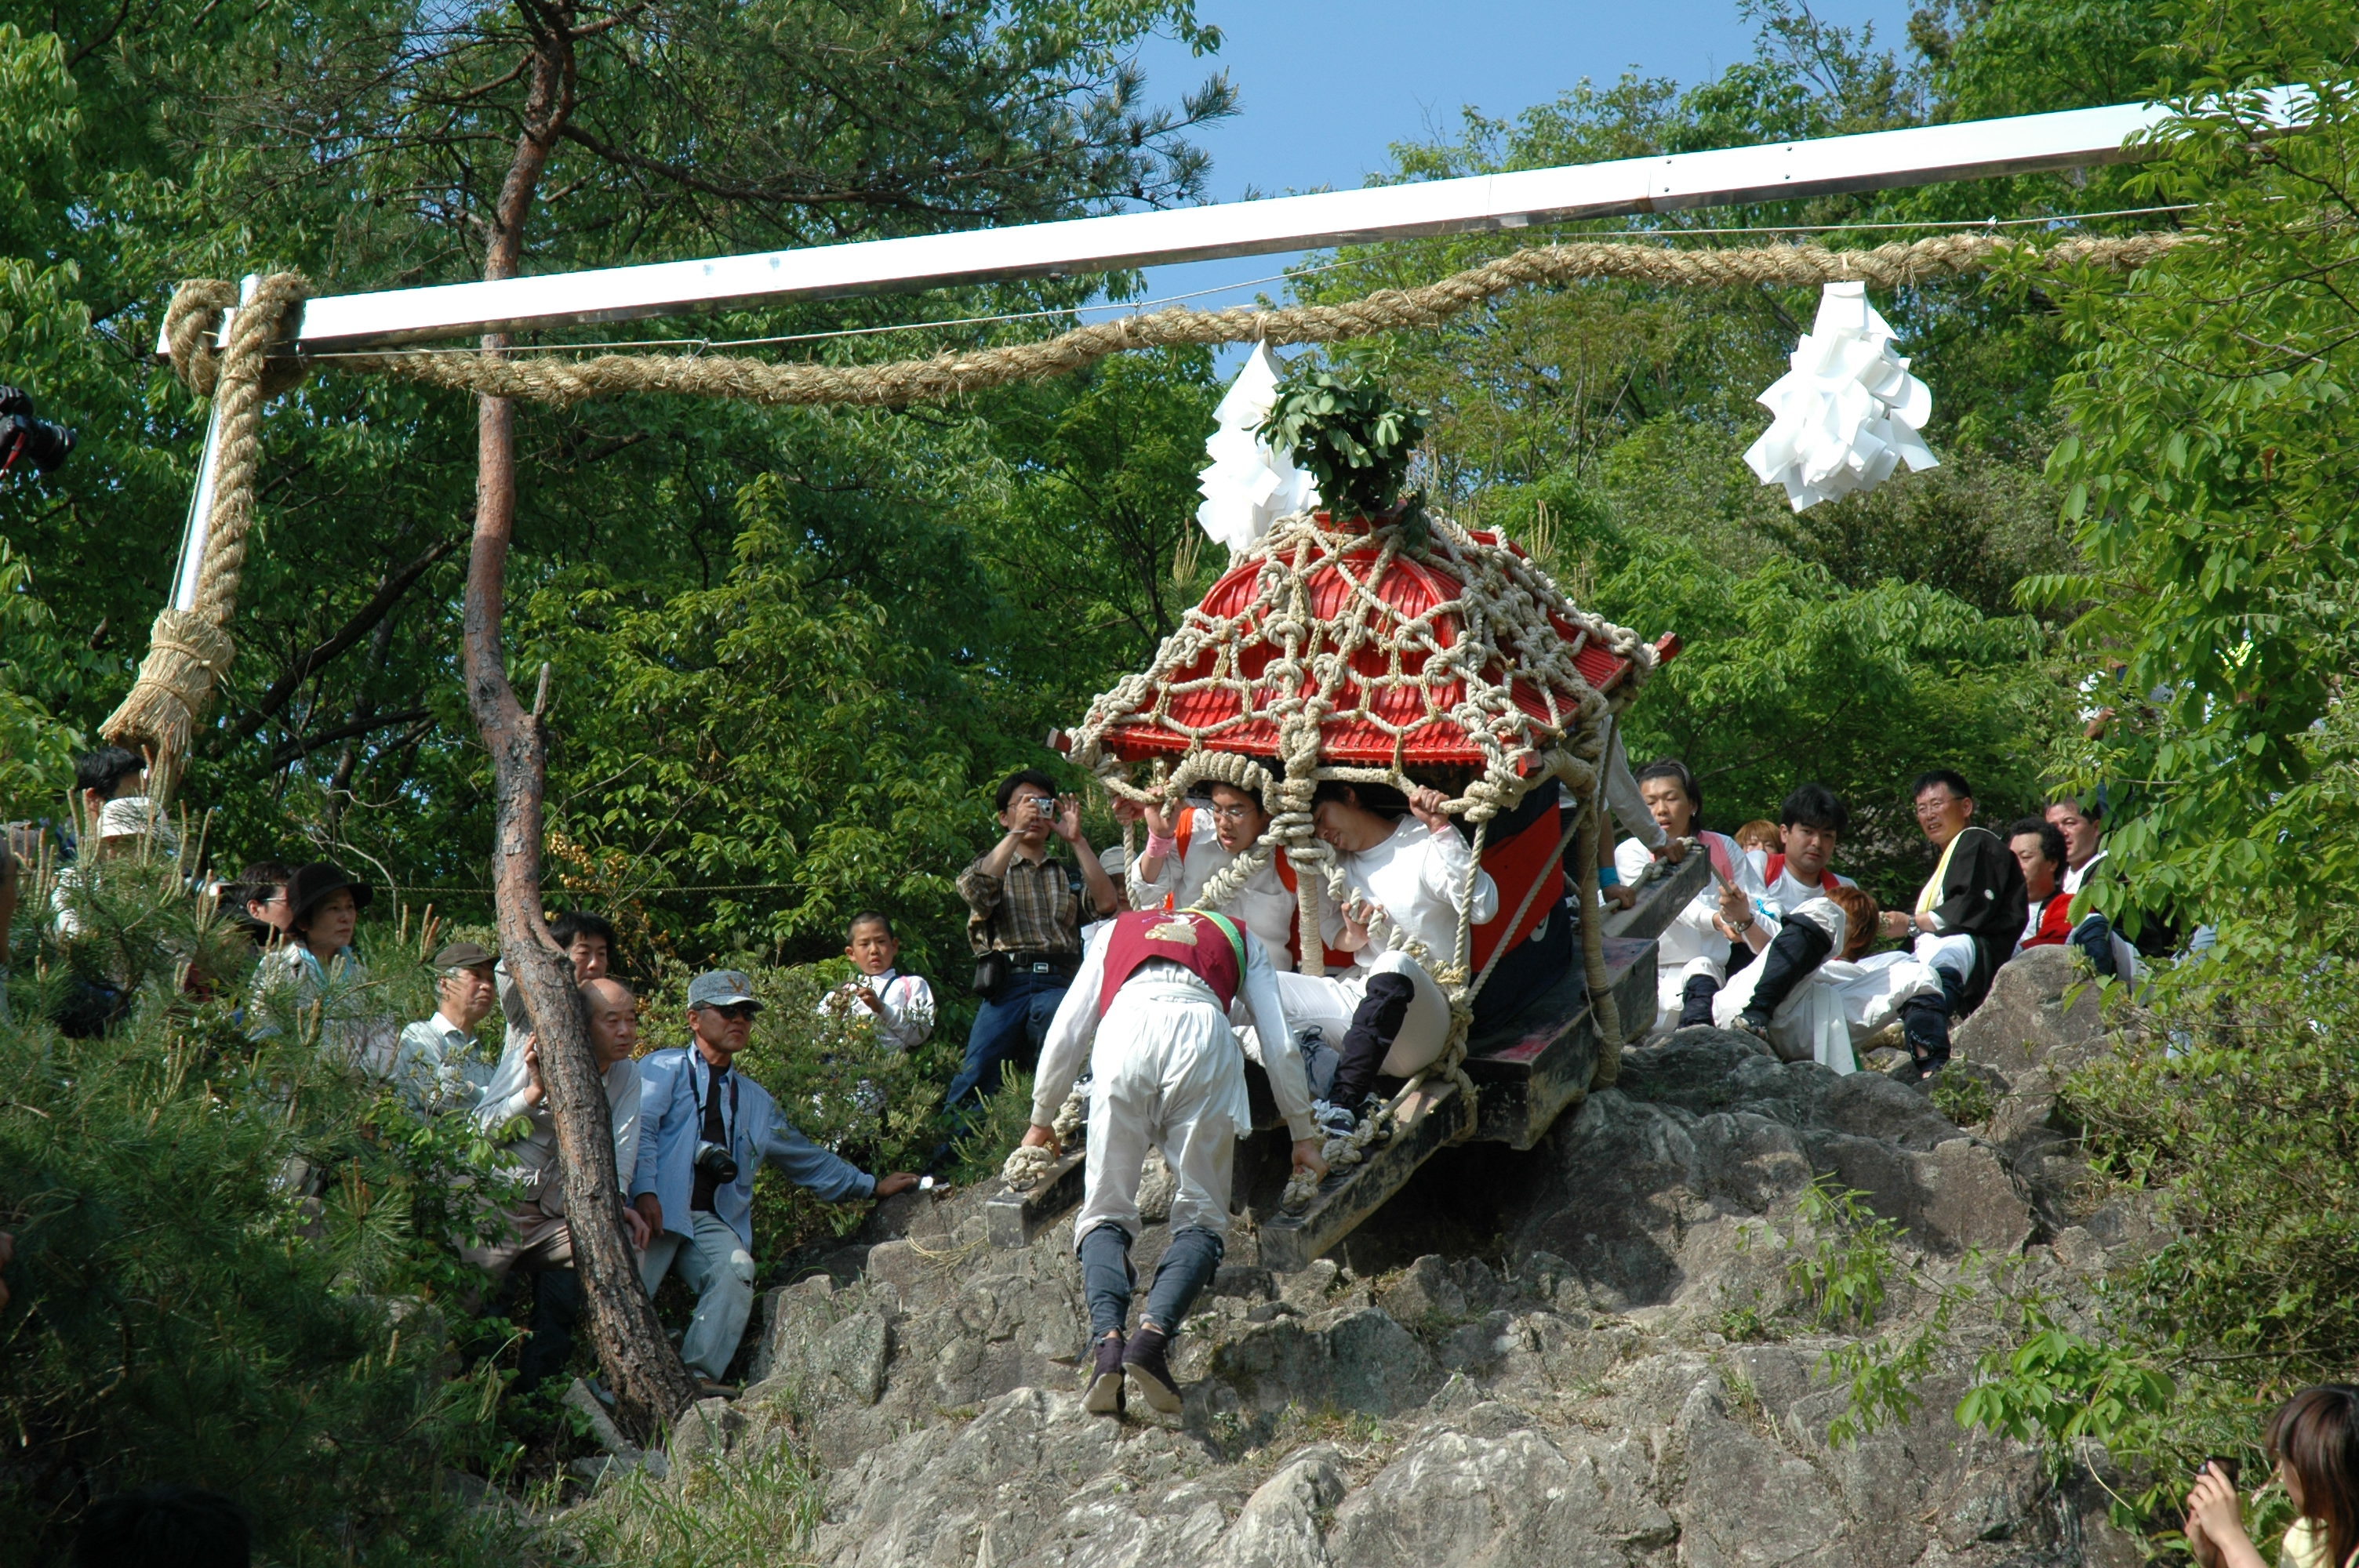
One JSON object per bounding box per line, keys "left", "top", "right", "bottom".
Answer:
{"left": 0, "top": 387, "right": 74, "bottom": 476}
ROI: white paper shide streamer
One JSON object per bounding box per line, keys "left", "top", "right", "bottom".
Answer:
{"left": 1195, "top": 343, "right": 1320, "bottom": 554}
{"left": 1744, "top": 281, "right": 1939, "bottom": 512}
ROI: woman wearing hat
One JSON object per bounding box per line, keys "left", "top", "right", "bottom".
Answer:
{"left": 253, "top": 862, "right": 398, "bottom": 1077}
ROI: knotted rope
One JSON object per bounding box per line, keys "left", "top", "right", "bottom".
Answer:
{"left": 1000, "top": 1084, "right": 1088, "bottom": 1192}
{"left": 1070, "top": 508, "right": 1648, "bottom": 1201}
{"left": 103, "top": 273, "right": 313, "bottom": 793}
{"left": 318, "top": 230, "right": 2183, "bottom": 411}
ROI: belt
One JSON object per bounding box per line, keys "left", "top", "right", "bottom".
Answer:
{"left": 1003, "top": 950, "right": 1078, "bottom": 976}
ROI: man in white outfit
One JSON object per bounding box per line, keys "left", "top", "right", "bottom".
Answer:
{"left": 1613, "top": 760, "right": 1747, "bottom": 1033}
{"left": 1129, "top": 779, "right": 1301, "bottom": 960}
{"left": 1019, "top": 907, "right": 1324, "bottom": 1416}
{"left": 1281, "top": 780, "right": 1499, "bottom": 1135}
{"left": 1713, "top": 784, "right": 1860, "bottom": 1062}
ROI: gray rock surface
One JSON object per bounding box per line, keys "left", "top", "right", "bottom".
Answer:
{"left": 574, "top": 948, "right": 2157, "bottom": 1566}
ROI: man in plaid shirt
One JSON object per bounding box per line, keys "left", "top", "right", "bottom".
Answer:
{"left": 945, "top": 769, "right": 1120, "bottom": 1112}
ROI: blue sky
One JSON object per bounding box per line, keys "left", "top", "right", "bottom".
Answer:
{"left": 1110, "top": 0, "right": 1919, "bottom": 314}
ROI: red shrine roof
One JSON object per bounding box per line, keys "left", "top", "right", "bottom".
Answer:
{"left": 1084, "top": 518, "right": 1675, "bottom": 773}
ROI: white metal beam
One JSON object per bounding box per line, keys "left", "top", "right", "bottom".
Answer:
{"left": 165, "top": 92, "right": 2294, "bottom": 357}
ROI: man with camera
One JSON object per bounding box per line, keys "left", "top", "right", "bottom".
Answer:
{"left": 945, "top": 769, "right": 1121, "bottom": 1113}
{"left": 633, "top": 971, "right": 920, "bottom": 1388}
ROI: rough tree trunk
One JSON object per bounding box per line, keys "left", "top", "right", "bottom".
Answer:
{"left": 461, "top": 3, "right": 697, "bottom": 1436}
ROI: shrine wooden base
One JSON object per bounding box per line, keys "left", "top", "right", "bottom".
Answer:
{"left": 983, "top": 851, "right": 1711, "bottom": 1269}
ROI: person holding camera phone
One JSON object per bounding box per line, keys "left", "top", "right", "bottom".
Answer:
{"left": 2186, "top": 1385, "right": 2359, "bottom": 1568}
{"left": 633, "top": 971, "right": 920, "bottom": 1388}
{"left": 945, "top": 769, "right": 1121, "bottom": 1115}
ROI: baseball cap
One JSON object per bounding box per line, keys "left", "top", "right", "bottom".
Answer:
{"left": 687, "top": 970, "right": 760, "bottom": 1011}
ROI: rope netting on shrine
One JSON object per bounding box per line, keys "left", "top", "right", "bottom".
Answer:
{"left": 1057, "top": 507, "right": 1655, "bottom": 1190}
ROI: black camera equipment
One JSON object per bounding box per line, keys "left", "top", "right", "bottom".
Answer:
{"left": 0, "top": 386, "right": 75, "bottom": 475}
{"left": 692, "top": 1139, "right": 740, "bottom": 1186}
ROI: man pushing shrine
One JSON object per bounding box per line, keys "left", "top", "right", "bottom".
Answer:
{"left": 1016, "top": 906, "right": 1326, "bottom": 1417}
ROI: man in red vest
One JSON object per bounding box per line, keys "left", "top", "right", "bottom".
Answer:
{"left": 1017, "top": 906, "right": 1325, "bottom": 1417}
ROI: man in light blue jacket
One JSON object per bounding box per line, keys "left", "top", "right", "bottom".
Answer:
{"left": 632, "top": 970, "right": 920, "bottom": 1385}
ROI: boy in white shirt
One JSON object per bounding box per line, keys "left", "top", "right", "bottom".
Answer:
{"left": 819, "top": 911, "right": 935, "bottom": 1052}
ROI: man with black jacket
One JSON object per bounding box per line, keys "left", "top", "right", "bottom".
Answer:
{"left": 1879, "top": 770, "right": 2026, "bottom": 1078}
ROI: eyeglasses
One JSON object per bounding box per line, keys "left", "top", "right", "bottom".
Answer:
{"left": 702, "top": 1002, "right": 759, "bottom": 1022}
{"left": 1914, "top": 797, "right": 1959, "bottom": 818}
{"left": 1209, "top": 804, "right": 1260, "bottom": 823}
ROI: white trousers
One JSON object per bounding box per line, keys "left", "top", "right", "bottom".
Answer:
{"left": 1713, "top": 896, "right": 1852, "bottom": 1073}
{"left": 1652, "top": 953, "right": 1730, "bottom": 1033}
{"left": 1912, "top": 931, "right": 1979, "bottom": 988}
{"left": 1077, "top": 979, "right": 1250, "bottom": 1243}
{"left": 639, "top": 1210, "right": 757, "bottom": 1381}
{"left": 1715, "top": 946, "right": 1943, "bottom": 1076}
{"left": 1274, "top": 949, "right": 1452, "bottom": 1082}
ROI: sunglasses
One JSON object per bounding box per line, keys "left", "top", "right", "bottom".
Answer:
{"left": 701, "top": 1002, "right": 760, "bottom": 1022}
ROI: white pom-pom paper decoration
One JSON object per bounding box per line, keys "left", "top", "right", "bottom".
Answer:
{"left": 1194, "top": 342, "right": 1321, "bottom": 554}
{"left": 1743, "top": 281, "right": 1939, "bottom": 512}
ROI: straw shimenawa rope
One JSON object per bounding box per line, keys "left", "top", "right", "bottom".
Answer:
{"left": 110, "top": 230, "right": 2180, "bottom": 793}
{"left": 329, "top": 231, "right": 2185, "bottom": 410}
{"left": 103, "top": 273, "right": 313, "bottom": 789}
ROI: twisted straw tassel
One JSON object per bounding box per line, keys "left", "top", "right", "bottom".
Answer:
{"left": 336, "top": 231, "right": 2186, "bottom": 411}
{"left": 102, "top": 273, "right": 313, "bottom": 793}
{"left": 1000, "top": 1085, "right": 1087, "bottom": 1191}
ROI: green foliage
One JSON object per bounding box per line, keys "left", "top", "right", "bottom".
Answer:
{"left": 1259, "top": 369, "right": 1430, "bottom": 524}
{"left": 1926, "top": 1065, "right": 1996, "bottom": 1128}
{"left": 1490, "top": 484, "right": 2060, "bottom": 899}
{"left": 0, "top": 859, "right": 524, "bottom": 1563}
{"left": 2032, "top": 31, "right": 2359, "bottom": 929}
{"left": 572, "top": 1429, "right": 826, "bottom": 1567}
{"left": 1955, "top": 1323, "right": 2177, "bottom": 1475}
{"left": 1773, "top": 1176, "right": 1994, "bottom": 1446}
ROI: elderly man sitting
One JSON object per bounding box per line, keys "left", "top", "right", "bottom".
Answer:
{"left": 394, "top": 941, "right": 500, "bottom": 1116}
{"left": 468, "top": 975, "right": 650, "bottom": 1396}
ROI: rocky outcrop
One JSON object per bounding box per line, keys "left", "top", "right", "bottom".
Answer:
{"left": 573, "top": 949, "right": 2154, "bottom": 1566}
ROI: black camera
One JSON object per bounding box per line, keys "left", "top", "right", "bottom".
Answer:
{"left": 0, "top": 386, "right": 75, "bottom": 475}
{"left": 692, "top": 1139, "right": 739, "bottom": 1186}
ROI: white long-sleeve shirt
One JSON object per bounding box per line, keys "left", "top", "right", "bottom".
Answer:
{"left": 474, "top": 1054, "right": 642, "bottom": 1214}
{"left": 815, "top": 968, "right": 936, "bottom": 1051}
{"left": 1322, "top": 817, "right": 1499, "bottom": 971}
{"left": 1032, "top": 920, "right": 1318, "bottom": 1143}
{"left": 1616, "top": 830, "right": 1748, "bottom": 971}
{"left": 1125, "top": 806, "right": 1299, "bottom": 958}
{"left": 1602, "top": 731, "right": 1670, "bottom": 853}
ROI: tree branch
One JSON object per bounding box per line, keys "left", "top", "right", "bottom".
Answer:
{"left": 232, "top": 537, "right": 460, "bottom": 740}
{"left": 266, "top": 706, "right": 433, "bottom": 771}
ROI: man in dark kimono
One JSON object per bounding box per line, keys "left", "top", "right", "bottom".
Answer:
{"left": 1877, "top": 770, "right": 2027, "bottom": 1079}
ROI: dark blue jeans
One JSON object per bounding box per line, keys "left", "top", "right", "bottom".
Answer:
{"left": 1078, "top": 1221, "right": 1225, "bottom": 1340}
{"left": 943, "top": 968, "right": 1070, "bottom": 1112}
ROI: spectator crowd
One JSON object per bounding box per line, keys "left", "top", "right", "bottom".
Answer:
{"left": 0, "top": 740, "right": 2174, "bottom": 1412}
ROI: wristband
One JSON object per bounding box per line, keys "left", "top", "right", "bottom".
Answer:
{"left": 1144, "top": 832, "right": 1178, "bottom": 859}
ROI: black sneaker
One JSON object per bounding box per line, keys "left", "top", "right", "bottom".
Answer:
{"left": 1121, "top": 1325, "right": 1182, "bottom": 1414}
{"left": 1084, "top": 1330, "right": 1126, "bottom": 1416}
{"left": 1356, "top": 1093, "right": 1396, "bottom": 1145}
